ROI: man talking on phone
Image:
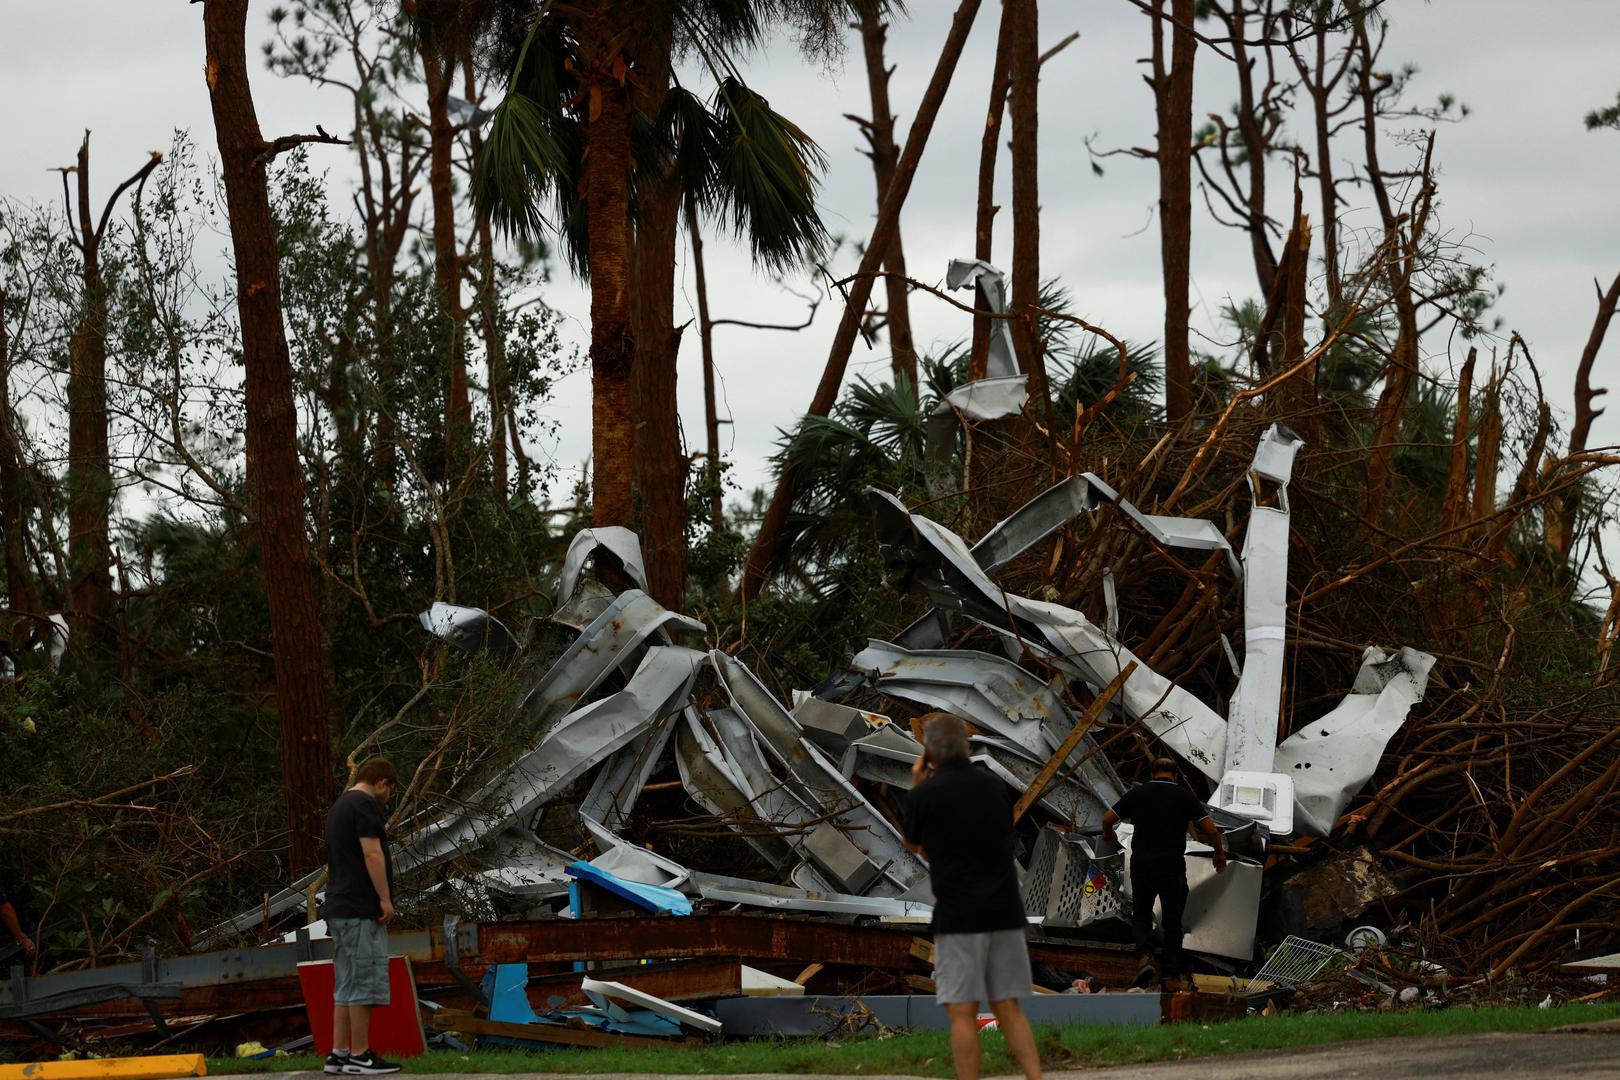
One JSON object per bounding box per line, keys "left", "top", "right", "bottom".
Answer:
{"left": 903, "top": 712, "right": 1041, "bottom": 1080}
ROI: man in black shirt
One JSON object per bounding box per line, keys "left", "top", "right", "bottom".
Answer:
{"left": 1102, "top": 758, "right": 1227, "bottom": 991}
{"left": 324, "top": 757, "right": 402, "bottom": 1075}
{"left": 903, "top": 713, "right": 1041, "bottom": 1080}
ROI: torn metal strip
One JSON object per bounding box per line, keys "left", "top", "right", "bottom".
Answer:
{"left": 945, "top": 258, "right": 1020, "bottom": 380}
{"left": 687, "top": 871, "right": 934, "bottom": 919}
{"left": 673, "top": 709, "right": 792, "bottom": 868}
{"left": 579, "top": 713, "right": 680, "bottom": 833}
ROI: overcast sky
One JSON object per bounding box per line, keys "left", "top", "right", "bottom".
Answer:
{"left": 5, "top": 0, "right": 1619, "bottom": 507}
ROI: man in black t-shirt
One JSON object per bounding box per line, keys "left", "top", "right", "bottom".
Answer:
{"left": 1102, "top": 758, "right": 1227, "bottom": 991}
{"left": 903, "top": 712, "right": 1042, "bottom": 1080}
{"left": 324, "top": 757, "right": 402, "bottom": 1075}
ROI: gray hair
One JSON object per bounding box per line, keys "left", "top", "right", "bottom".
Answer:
{"left": 921, "top": 712, "right": 971, "bottom": 764}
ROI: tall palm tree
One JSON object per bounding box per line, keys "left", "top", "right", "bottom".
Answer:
{"left": 467, "top": 0, "right": 835, "bottom": 605}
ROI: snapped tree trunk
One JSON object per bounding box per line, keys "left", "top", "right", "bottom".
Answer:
{"left": 628, "top": 17, "right": 688, "bottom": 610}
{"left": 739, "top": 0, "right": 984, "bottom": 602}
{"left": 970, "top": 2, "right": 1014, "bottom": 381}
{"left": 1152, "top": 0, "right": 1197, "bottom": 422}
{"left": 202, "top": 0, "right": 335, "bottom": 874}
{"left": 65, "top": 136, "right": 117, "bottom": 651}
{"left": 579, "top": 11, "right": 637, "bottom": 528}
{"left": 686, "top": 195, "right": 724, "bottom": 532}
{"left": 854, "top": 2, "right": 917, "bottom": 387}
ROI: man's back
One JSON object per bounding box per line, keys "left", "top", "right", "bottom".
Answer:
{"left": 325, "top": 789, "right": 390, "bottom": 920}
{"left": 902, "top": 759, "right": 1026, "bottom": 934}
{"left": 1111, "top": 779, "right": 1205, "bottom": 858}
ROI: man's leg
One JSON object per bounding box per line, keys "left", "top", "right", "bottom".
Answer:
{"left": 332, "top": 1003, "right": 351, "bottom": 1052}
{"left": 944, "top": 1001, "right": 982, "bottom": 1080}
{"left": 988, "top": 999, "right": 1042, "bottom": 1080}
{"left": 1128, "top": 858, "right": 1160, "bottom": 985}
{"left": 1158, "top": 866, "right": 1190, "bottom": 981}
{"left": 349, "top": 1004, "right": 372, "bottom": 1056}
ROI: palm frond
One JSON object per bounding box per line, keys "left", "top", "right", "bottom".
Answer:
{"left": 473, "top": 91, "right": 569, "bottom": 240}
{"left": 705, "top": 76, "right": 829, "bottom": 271}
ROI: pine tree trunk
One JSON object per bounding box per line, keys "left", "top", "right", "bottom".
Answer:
{"left": 855, "top": 4, "right": 917, "bottom": 387}
{"left": 628, "top": 17, "right": 688, "bottom": 609}
{"left": 579, "top": 12, "right": 637, "bottom": 528}
{"left": 66, "top": 136, "right": 115, "bottom": 650}
{"left": 1153, "top": 0, "right": 1197, "bottom": 422}
{"left": 739, "top": 0, "right": 983, "bottom": 602}
{"left": 1006, "top": 0, "right": 1050, "bottom": 428}
{"left": 202, "top": 0, "right": 334, "bottom": 874}
{"left": 418, "top": 37, "right": 470, "bottom": 478}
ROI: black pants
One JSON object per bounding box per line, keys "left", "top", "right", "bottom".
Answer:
{"left": 1130, "top": 853, "right": 1189, "bottom": 976}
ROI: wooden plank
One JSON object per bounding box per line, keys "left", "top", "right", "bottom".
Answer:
{"left": 0, "top": 1055, "right": 206, "bottom": 1080}
{"left": 791, "top": 962, "right": 823, "bottom": 986}
{"left": 1012, "top": 662, "right": 1137, "bottom": 824}
{"left": 430, "top": 1009, "right": 697, "bottom": 1050}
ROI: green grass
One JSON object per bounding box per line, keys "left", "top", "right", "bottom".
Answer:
{"left": 205, "top": 1001, "right": 1620, "bottom": 1076}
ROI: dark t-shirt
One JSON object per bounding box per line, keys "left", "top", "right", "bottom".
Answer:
{"left": 324, "top": 789, "right": 392, "bottom": 919}
{"left": 902, "top": 758, "right": 1027, "bottom": 935}
{"left": 1110, "top": 780, "right": 1209, "bottom": 859}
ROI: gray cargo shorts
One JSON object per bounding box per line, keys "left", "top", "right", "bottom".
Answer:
{"left": 933, "top": 927, "right": 1033, "bottom": 1006}
{"left": 331, "top": 917, "right": 391, "bottom": 1006}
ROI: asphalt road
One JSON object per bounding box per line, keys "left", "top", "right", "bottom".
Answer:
{"left": 216, "top": 1027, "right": 1620, "bottom": 1080}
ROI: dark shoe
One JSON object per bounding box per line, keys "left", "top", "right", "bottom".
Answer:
{"left": 343, "top": 1051, "right": 402, "bottom": 1075}
{"left": 324, "top": 1053, "right": 349, "bottom": 1075}
{"left": 1132, "top": 955, "right": 1159, "bottom": 990}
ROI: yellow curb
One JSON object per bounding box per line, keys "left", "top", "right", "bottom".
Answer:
{"left": 0, "top": 1054, "right": 207, "bottom": 1080}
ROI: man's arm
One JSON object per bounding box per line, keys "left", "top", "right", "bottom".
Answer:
{"left": 1101, "top": 809, "right": 1121, "bottom": 847}
{"left": 359, "top": 836, "right": 394, "bottom": 922}
{"left": 0, "top": 902, "right": 33, "bottom": 956}
{"left": 1193, "top": 816, "right": 1228, "bottom": 873}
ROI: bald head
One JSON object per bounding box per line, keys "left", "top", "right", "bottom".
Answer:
{"left": 1151, "top": 757, "right": 1177, "bottom": 779}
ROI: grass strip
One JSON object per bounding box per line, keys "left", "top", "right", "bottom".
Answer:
{"left": 205, "top": 1000, "right": 1620, "bottom": 1076}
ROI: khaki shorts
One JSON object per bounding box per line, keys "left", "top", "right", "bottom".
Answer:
{"left": 933, "top": 927, "right": 1033, "bottom": 1006}
{"left": 331, "top": 917, "right": 391, "bottom": 1006}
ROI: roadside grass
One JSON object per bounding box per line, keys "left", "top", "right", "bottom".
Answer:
{"left": 204, "top": 1000, "right": 1620, "bottom": 1076}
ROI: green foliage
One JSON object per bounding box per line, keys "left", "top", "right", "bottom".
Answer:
{"left": 1585, "top": 89, "right": 1620, "bottom": 132}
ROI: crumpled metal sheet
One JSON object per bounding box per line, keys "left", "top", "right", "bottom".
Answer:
{"left": 578, "top": 713, "right": 680, "bottom": 833}
{"left": 1077, "top": 474, "right": 1239, "bottom": 577}
{"left": 674, "top": 708, "right": 793, "bottom": 868}
{"left": 418, "top": 602, "right": 520, "bottom": 659}
{"left": 517, "top": 590, "right": 704, "bottom": 737}
{"left": 402, "top": 645, "right": 704, "bottom": 869}
{"left": 1274, "top": 647, "right": 1436, "bottom": 836}
{"left": 846, "top": 639, "right": 1057, "bottom": 756}
{"left": 869, "top": 490, "right": 1229, "bottom": 780}
{"left": 709, "top": 652, "right": 928, "bottom": 895}
{"left": 557, "top": 526, "right": 648, "bottom": 603}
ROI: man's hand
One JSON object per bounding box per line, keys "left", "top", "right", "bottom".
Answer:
{"left": 1212, "top": 850, "right": 1228, "bottom": 875}
{"left": 378, "top": 899, "right": 395, "bottom": 925}
{"left": 910, "top": 753, "right": 933, "bottom": 787}
{"left": 16, "top": 937, "right": 34, "bottom": 957}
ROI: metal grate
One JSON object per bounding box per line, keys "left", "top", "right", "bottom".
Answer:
{"left": 1022, "top": 827, "right": 1127, "bottom": 928}
{"left": 1247, "top": 934, "right": 1344, "bottom": 991}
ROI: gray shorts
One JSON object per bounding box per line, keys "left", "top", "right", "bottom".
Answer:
{"left": 934, "top": 927, "right": 1033, "bottom": 1006}
{"left": 331, "top": 917, "right": 391, "bottom": 1006}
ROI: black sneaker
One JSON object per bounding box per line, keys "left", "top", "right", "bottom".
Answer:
{"left": 343, "top": 1051, "right": 402, "bottom": 1075}
{"left": 323, "top": 1052, "right": 350, "bottom": 1075}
